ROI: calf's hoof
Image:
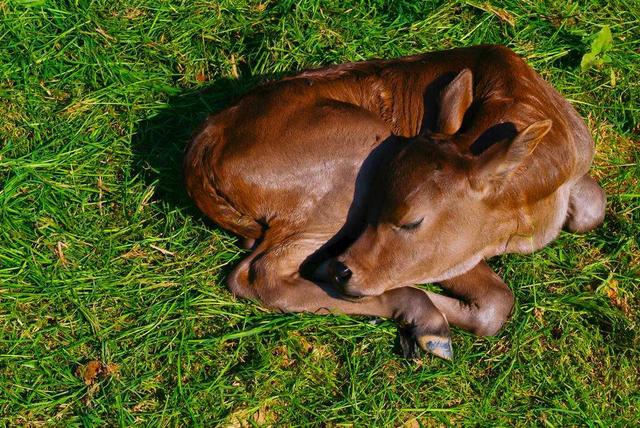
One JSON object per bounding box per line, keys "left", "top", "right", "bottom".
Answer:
{"left": 397, "top": 324, "right": 453, "bottom": 361}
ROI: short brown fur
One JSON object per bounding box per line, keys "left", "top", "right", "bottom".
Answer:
{"left": 184, "top": 45, "right": 605, "bottom": 359}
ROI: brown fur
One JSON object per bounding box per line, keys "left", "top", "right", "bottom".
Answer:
{"left": 184, "top": 45, "right": 605, "bottom": 359}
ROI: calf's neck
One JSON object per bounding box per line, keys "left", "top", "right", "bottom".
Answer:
{"left": 184, "top": 45, "right": 605, "bottom": 359}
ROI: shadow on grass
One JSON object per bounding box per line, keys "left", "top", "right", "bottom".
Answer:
{"left": 130, "top": 72, "right": 282, "bottom": 287}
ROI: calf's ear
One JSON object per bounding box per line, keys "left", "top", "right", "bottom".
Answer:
{"left": 437, "top": 69, "right": 473, "bottom": 135}
{"left": 470, "top": 120, "right": 553, "bottom": 193}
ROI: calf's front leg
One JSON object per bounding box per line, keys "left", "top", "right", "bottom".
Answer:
{"left": 428, "top": 261, "right": 515, "bottom": 336}
{"left": 228, "top": 237, "right": 454, "bottom": 360}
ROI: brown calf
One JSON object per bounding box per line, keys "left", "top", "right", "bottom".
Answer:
{"left": 184, "top": 45, "right": 605, "bottom": 359}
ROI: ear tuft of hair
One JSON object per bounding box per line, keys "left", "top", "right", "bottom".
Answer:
{"left": 471, "top": 119, "right": 553, "bottom": 193}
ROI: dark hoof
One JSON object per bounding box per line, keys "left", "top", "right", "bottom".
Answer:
{"left": 396, "top": 327, "right": 453, "bottom": 361}
{"left": 397, "top": 327, "right": 422, "bottom": 359}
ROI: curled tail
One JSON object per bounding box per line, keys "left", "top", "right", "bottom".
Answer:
{"left": 183, "top": 115, "right": 263, "bottom": 240}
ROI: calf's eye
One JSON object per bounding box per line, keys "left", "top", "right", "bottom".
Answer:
{"left": 399, "top": 218, "right": 424, "bottom": 231}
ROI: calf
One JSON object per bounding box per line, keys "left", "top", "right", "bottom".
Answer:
{"left": 184, "top": 45, "right": 605, "bottom": 360}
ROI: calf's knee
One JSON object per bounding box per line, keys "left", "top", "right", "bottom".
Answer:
{"left": 472, "top": 288, "right": 515, "bottom": 337}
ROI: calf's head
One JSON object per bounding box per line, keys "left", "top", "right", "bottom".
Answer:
{"left": 327, "top": 69, "right": 553, "bottom": 297}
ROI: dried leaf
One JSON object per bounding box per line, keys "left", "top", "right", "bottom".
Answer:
{"left": 77, "top": 360, "right": 103, "bottom": 385}
{"left": 76, "top": 360, "right": 119, "bottom": 385}
{"left": 603, "top": 279, "right": 632, "bottom": 317}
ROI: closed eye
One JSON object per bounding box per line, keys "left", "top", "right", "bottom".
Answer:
{"left": 399, "top": 218, "right": 424, "bottom": 231}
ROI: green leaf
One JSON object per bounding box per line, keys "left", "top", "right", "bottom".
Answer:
{"left": 580, "top": 52, "right": 597, "bottom": 71}
{"left": 591, "top": 25, "right": 613, "bottom": 56}
{"left": 581, "top": 25, "right": 614, "bottom": 71}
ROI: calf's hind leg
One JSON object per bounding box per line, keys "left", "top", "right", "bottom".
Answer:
{"left": 564, "top": 174, "right": 606, "bottom": 233}
{"left": 229, "top": 235, "right": 454, "bottom": 360}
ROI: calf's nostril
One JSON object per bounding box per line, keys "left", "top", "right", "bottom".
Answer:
{"left": 330, "top": 260, "right": 352, "bottom": 286}
{"left": 337, "top": 264, "right": 352, "bottom": 281}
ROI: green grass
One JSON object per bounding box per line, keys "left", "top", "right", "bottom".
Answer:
{"left": 1, "top": 0, "right": 639, "bottom": 425}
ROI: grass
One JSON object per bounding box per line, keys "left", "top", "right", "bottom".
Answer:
{"left": 1, "top": 0, "right": 639, "bottom": 425}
